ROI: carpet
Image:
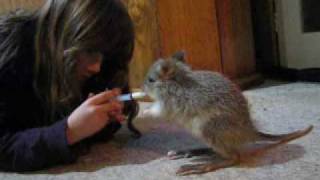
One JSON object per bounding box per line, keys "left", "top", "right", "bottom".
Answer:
{"left": 1, "top": 82, "right": 320, "bottom": 180}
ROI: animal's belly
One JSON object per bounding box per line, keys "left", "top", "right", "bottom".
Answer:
{"left": 181, "top": 116, "right": 206, "bottom": 138}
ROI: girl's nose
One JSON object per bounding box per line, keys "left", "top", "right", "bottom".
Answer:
{"left": 87, "top": 61, "right": 102, "bottom": 74}
{"left": 87, "top": 54, "right": 103, "bottom": 74}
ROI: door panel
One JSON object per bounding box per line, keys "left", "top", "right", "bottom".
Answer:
{"left": 156, "top": 0, "right": 222, "bottom": 72}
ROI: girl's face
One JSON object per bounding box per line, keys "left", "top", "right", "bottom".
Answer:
{"left": 74, "top": 51, "right": 103, "bottom": 82}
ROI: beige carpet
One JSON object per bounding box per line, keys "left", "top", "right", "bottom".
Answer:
{"left": 1, "top": 82, "right": 320, "bottom": 180}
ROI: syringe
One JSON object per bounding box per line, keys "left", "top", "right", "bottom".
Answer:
{"left": 116, "top": 92, "right": 147, "bottom": 101}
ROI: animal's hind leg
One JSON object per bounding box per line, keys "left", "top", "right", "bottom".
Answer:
{"left": 176, "top": 147, "right": 241, "bottom": 176}
{"left": 177, "top": 144, "right": 241, "bottom": 176}
{"left": 167, "top": 148, "right": 214, "bottom": 160}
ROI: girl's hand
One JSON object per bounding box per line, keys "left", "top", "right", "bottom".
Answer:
{"left": 66, "top": 89, "right": 125, "bottom": 145}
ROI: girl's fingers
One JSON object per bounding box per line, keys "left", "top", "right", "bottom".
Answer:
{"left": 112, "top": 114, "right": 126, "bottom": 122}
{"left": 89, "top": 89, "right": 121, "bottom": 104}
{"left": 87, "top": 93, "right": 95, "bottom": 99}
{"left": 109, "top": 108, "right": 123, "bottom": 116}
{"left": 113, "top": 88, "right": 121, "bottom": 94}
{"left": 97, "top": 100, "right": 123, "bottom": 113}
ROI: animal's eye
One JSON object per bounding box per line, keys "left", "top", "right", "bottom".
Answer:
{"left": 148, "top": 77, "right": 155, "bottom": 83}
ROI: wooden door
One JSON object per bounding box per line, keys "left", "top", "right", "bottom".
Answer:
{"left": 215, "top": 0, "right": 260, "bottom": 88}
{"left": 0, "top": 0, "right": 43, "bottom": 14}
{"left": 153, "top": 0, "right": 259, "bottom": 88}
{"left": 155, "top": 0, "right": 222, "bottom": 72}
{"left": 124, "top": 0, "right": 160, "bottom": 88}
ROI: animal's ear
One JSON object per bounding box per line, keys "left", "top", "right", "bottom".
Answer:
{"left": 159, "top": 62, "right": 175, "bottom": 80}
{"left": 172, "top": 50, "right": 186, "bottom": 62}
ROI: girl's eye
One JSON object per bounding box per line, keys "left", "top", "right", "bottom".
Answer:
{"left": 89, "top": 51, "right": 101, "bottom": 56}
{"left": 84, "top": 51, "right": 103, "bottom": 63}
{"left": 148, "top": 77, "right": 155, "bottom": 83}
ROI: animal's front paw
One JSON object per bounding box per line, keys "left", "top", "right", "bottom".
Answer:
{"left": 140, "top": 104, "right": 161, "bottom": 118}
{"left": 139, "top": 108, "right": 154, "bottom": 118}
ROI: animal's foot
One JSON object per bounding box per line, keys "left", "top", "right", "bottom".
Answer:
{"left": 176, "top": 164, "right": 209, "bottom": 176}
{"left": 176, "top": 159, "right": 238, "bottom": 176}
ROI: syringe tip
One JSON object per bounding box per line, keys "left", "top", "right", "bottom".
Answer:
{"left": 131, "top": 92, "right": 147, "bottom": 99}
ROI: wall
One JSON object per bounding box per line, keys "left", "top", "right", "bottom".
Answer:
{"left": 276, "top": 0, "right": 320, "bottom": 69}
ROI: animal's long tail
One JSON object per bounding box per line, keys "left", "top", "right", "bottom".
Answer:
{"left": 247, "top": 125, "right": 313, "bottom": 157}
{"left": 258, "top": 125, "right": 313, "bottom": 142}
